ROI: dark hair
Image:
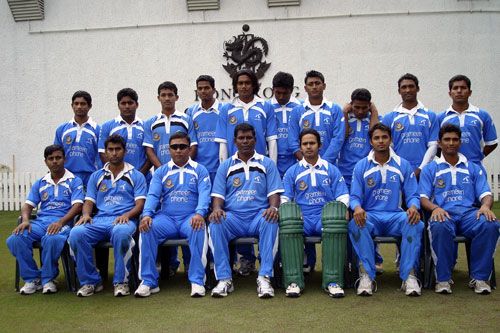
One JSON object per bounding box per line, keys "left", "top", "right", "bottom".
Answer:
{"left": 448, "top": 74, "right": 471, "bottom": 90}
{"left": 234, "top": 123, "right": 256, "bottom": 139}
{"left": 44, "top": 145, "right": 65, "bottom": 159}
{"left": 157, "top": 81, "right": 178, "bottom": 96}
{"left": 369, "top": 123, "right": 392, "bottom": 140}
{"left": 232, "top": 69, "right": 260, "bottom": 95}
{"left": 196, "top": 75, "right": 215, "bottom": 89}
{"left": 351, "top": 88, "right": 372, "bottom": 102}
{"left": 105, "top": 134, "right": 126, "bottom": 149}
{"left": 439, "top": 123, "right": 461, "bottom": 141}
{"left": 272, "top": 72, "right": 294, "bottom": 90}
{"left": 117, "top": 88, "right": 138, "bottom": 103}
{"left": 299, "top": 128, "right": 321, "bottom": 146}
{"left": 397, "top": 73, "right": 419, "bottom": 89}
{"left": 304, "top": 70, "right": 325, "bottom": 84}
{"left": 72, "top": 91, "right": 92, "bottom": 106}
{"left": 169, "top": 131, "right": 191, "bottom": 145}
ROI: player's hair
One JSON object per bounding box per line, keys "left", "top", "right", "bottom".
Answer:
{"left": 105, "top": 134, "right": 126, "bottom": 149}
{"left": 397, "top": 73, "right": 419, "bottom": 89}
{"left": 304, "top": 70, "right": 325, "bottom": 84}
{"left": 169, "top": 131, "right": 191, "bottom": 145}
{"left": 299, "top": 128, "right": 322, "bottom": 146}
{"left": 369, "top": 123, "right": 392, "bottom": 140}
{"left": 272, "top": 72, "right": 294, "bottom": 90}
{"left": 232, "top": 69, "right": 260, "bottom": 95}
{"left": 44, "top": 145, "right": 65, "bottom": 159}
{"left": 448, "top": 74, "right": 471, "bottom": 90}
{"left": 117, "top": 88, "right": 138, "bottom": 103}
{"left": 439, "top": 123, "right": 461, "bottom": 141}
{"left": 157, "top": 81, "right": 178, "bottom": 96}
{"left": 71, "top": 91, "right": 92, "bottom": 106}
{"left": 234, "top": 123, "right": 256, "bottom": 139}
{"left": 351, "top": 88, "right": 372, "bottom": 102}
{"left": 196, "top": 75, "right": 215, "bottom": 89}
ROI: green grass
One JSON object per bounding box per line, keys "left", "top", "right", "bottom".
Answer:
{"left": 1, "top": 206, "right": 499, "bottom": 332}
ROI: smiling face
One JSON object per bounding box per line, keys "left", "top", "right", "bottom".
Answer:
{"left": 398, "top": 79, "right": 419, "bottom": 105}
{"left": 169, "top": 137, "right": 190, "bottom": 166}
{"left": 370, "top": 129, "right": 391, "bottom": 153}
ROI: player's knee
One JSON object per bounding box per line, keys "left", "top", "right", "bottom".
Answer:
{"left": 69, "top": 226, "right": 86, "bottom": 244}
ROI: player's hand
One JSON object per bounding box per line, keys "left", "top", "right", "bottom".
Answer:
{"left": 13, "top": 221, "right": 31, "bottom": 235}
{"left": 430, "top": 207, "right": 450, "bottom": 223}
{"left": 342, "top": 103, "right": 352, "bottom": 115}
{"left": 190, "top": 214, "right": 206, "bottom": 230}
{"left": 353, "top": 206, "right": 366, "bottom": 227}
{"left": 75, "top": 215, "right": 92, "bottom": 226}
{"left": 263, "top": 207, "right": 279, "bottom": 223}
{"left": 47, "top": 221, "right": 63, "bottom": 235}
{"left": 139, "top": 216, "right": 153, "bottom": 232}
{"left": 114, "top": 215, "right": 129, "bottom": 225}
{"left": 369, "top": 102, "right": 379, "bottom": 115}
{"left": 209, "top": 208, "right": 226, "bottom": 224}
{"left": 407, "top": 206, "right": 420, "bottom": 225}
{"left": 477, "top": 205, "right": 497, "bottom": 222}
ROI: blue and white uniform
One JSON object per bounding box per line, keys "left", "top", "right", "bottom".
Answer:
{"left": 419, "top": 154, "right": 499, "bottom": 282}
{"left": 208, "top": 151, "right": 283, "bottom": 280}
{"left": 288, "top": 99, "right": 345, "bottom": 164}
{"left": 138, "top": 159, "right": 211, "bottom": 287}
{"left": 348, "top": 149, "right": 424, "bottom": 281}
{"left": 143, "top": 111, "right": 198, "bottom": 165}
{"left": 214, "top": 97, "right": 277, "bottom": 157}
{"left": 382, "top": 102, "right": 439, "bottom": 171}
{"left": 54, "top": 118, "right": 100, "bottom": 185}
{"left": 68, "top": 163, "right": 147, "bottom": 286}
{"left": 186, "top": 100, "right": 223, "bottom": 183}
{"left": 438, "top": 104, "right": 498, "bottom": 165}
{"left": 7, "top": 170, "right": 84, "bottom": 285}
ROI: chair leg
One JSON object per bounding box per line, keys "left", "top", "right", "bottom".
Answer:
{"left": 60, "top": 245, "right": 75, "bottom": 292}
{"left": 95, "top": 247, "right": 110, "bottom": 283}
{"left": 15, "top": 260, "right": 20, "bottom": 292}
{"left": 491, "top": 260, "right": 496, "bottom": 289}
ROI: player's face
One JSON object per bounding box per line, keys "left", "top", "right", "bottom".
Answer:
{"left": 449, "top": 80, "right": 472, "bottom": 104}
{"left": 300, "top": 134, "right": 321, "bottom": 160}
{"left": 236, "top": 75, "right": 254, "bottom": 101}
{"left": 439, "top": 132, "right": 461, "bottom": 156}
{"left": 71, "top": 97, "right": 91, "bottom": 118}
{"left": 398, "top": 79, "right": 419, "bottom": 104}
{"left": 273, "top": 87, "right": 292, "bottom": 106}
{"left": 44, "top": 150, "right": 65, "bottom": 174}
{"left": 197, "top": 81, "right": 215, "bottom": 102}
{"left": 157, "top": 89, "right": 179, "bottom": 111}
{"left": 118, "top": 96, "right": 138, "bottom": 119}
{"left": 169, "top": 138, "right": 190, "bottom": 166}
{"left": 105, "top": 142, "right": 126, "bottom": 165}
{"left": 235, "top": 130, "right": 256, "bottom": 155}
{"left": 370, "top": 129, "right": 391, "bottom": 153}
{"left": 351, "top": 100, "right": 370, "bottom": 119}
{"left": 304, "top": 77, "right": 325, "bottom": 100}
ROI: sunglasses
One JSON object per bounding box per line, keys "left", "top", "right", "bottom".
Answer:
{"left": 170, "top": 144, "right": 189, "bottom": 151}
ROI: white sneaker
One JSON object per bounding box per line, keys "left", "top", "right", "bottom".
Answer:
{"left": 469, "top": 279, "right": 491, "bottom": 295}
{"left": 356, "top": 273, "right": 374, "bottom": 296}
{"left": 134, "top": 282, "right": 160, "bottom": 298}
{"left": 402, "top": 274, "right": 421, "bottom": 296}
{"left": 190, "top": 283, "right": 206, "bottom": 297}
{"left": 435, "top": 281, "right": 452, "bottom": 294}
{"left": 20, "top": 279, "right": 42, "bottom": 295}
{"left": 211, "top": 279, "right": 234, "bottom": 298}
{"left": 285, "top": 283, "right": 301, "bottom": 298}
{"left": 42, "top": 281, "right": 58, "bottom": 294}
{"left": 77, "top": 283, "right": 103, "bottom": 297}
{"left": 114, "top": 283, "right": 130, "bottom": 297}
{"left": 326, "top": 282, "right": 345, "bottom": 298}
{"left": 257, "top": 276, "right": 274, "bottom": 299}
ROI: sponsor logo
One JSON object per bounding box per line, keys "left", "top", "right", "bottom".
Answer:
{"left": 233, "top": 177, "right": 242, "bottom": 187}
{"left": 322, "top": 178, "right": 330, "bottom": 185}
{"left": 254, "top": 176, "right": 262, "bottom": 184}
{"left": 389, "top": 174, "right": 398, "bottom": 182}
{"left": 462, "top": 176, "right": 470, "bottom": 184}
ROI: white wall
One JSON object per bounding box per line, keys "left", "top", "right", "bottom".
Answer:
{"left": 1, "top": 0, "right": 499, "bottom": 171}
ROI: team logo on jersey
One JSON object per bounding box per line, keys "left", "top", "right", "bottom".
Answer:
{"left": 367, "top": 177, "right": 375, "bottom": 187}
{"left": 41, "top": 191, "right": 49, "bottom": 201}
{"left": 65, "top": 135, "right": 72, "bottom": 144}
{"left": 153, "top": 133, "right": 161, "bottom": 141}
{"left": 193, "top": 121, "right": 199, "bottom": 130}
{"left": 298, "top": 180, "right": 308, "bottom": 191}
{"left": 99, "top": 183, "right": 108, "bottom": 192}
{"left": 229, "top": 115, "right": 237, "bottom": 125}
{"left": 436, "top": 179, "right": 445, "bottom": 188}
{"left": 303, "top": 120, "right": 311, "bottom": 129}
{"left": 165, "top": 179, "right": 174, "bottom": 188}
{"left": 232, "top": 177, "right": 242, "bottom": 187}
{"left": 395, "top": 122, "right": 404, "bottom": 131}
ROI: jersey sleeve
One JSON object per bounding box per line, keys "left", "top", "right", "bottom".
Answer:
{"left": 381, "top": 113, "right": 393, "bottom": 128}
{"left": 288, "top": 106, "right": 302, "bottom": 154}
{"left": 402, "top": 161, "right": 420, "bottom": 209}
{"left": 265, "top": 102, "right": 278, "bottom": 141}
{"left": 323, "top": 105, "right": 346, "bottom": 163}
{"left": 472, "top": 163, "right": 492, "bottom": 201}
{"left": 195, "top": 166, "right": 211, "bottom": 216}
{"left": 143, "top": 168, "right": 163, "bottom": 217}
{"left": 142, "top": 117, "right": 154, "bottom": 148}
{"left": 214, "top": 105, "right": 228, "bottom": 144}
{"left": 281, "top": 166, "right": 296, "bottom": 202}
{"left": 186, "top": 115, "right": 198, "bottom": 146}
{"left": 428, "top": 111, "right": 439, "bottom": 144}
{"left": 482, "top": 111, "right": 498, "bottom": 146}
{"left": 349, "top": 161, "right": 365, "bottom": 210}
{"left": 266, "top": 159, "right": 284, "bottom": 197}
{"left": 70, "top": 177, "right": 85, "bottom": 205}
{"left": 331, "top": 166, "right": 349, "bottom": 206}
{"left": 54, "top": 125, "right": 63, "bottom": 146}
{"left": 84, "top": 172, "right": 99, "bottom": 203}
{"left": 98, "top": 121, "right": 111, "bottom": 153}
{"left": 25, "top": 179, "right": 42, "bottom": 207}
{"left": 133, "top": 171, "right": 147, "bottom": 201}
{"left": 211, "top": 162, "right": 227, "bottom": 200}
{"left": 418, "top": 163, "right": 435, "bottom": 200}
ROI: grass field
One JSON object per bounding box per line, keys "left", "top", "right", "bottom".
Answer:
{"left": 0, "top": 207, "right": 499, "bottom": 333}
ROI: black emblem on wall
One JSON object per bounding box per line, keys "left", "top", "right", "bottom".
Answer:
{"left": 222, "top": 24, "right": 271, "bottom": 79}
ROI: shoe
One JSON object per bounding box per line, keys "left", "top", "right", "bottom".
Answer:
{"left": 402, "top": 274, "right": 421, "bottom": 296}
{"left": 169, "top": 265, "right": 178, "bottom": 278}
{"left": 211, "top": 279, "right": 234, "bottom": 298}
{"left": 20, "top": 279, "right": 42, "bottom": 295}
{"left": 435, "top": 281, "right": 452, "bottom": 294}
{"left": 326, "top": 282, "right": 345, "bottom": 298}
{"left": 77, "top": 283, "right": 103, "bottom": 297}
{"left": 469, "top": 279, "right": 491, "bottom": 295}
{"left": 190, "top": 283, "right": 206, "bottom": 297}
{"left": 356, "top": 273, "right": 374, "bottom": 296}
{"left": 114, "top": 283, "right": 130, "bottom": 297}
{"left": 257, "top": 276, "right": 274, "bottom": 299}
{"left": 238, "top": 258, "right": 256, "bottom": 277}
{"left": 134, "top": 282, "right": 160, "bottom": 298}
{"left": 303, "top": 264, "right": 313, "bottom": 274}
{"left": 42, "top": 281, "right": 58, "bottom": 294}
{"left": 375, "top": 263, "right": 384, "bottom": 275}
{"left": 285, "top": 283, "right": 301, "bottom": 298}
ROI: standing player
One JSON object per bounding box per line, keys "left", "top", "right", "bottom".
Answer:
{"left": 69, "top": 135, "right": 147, "bottom": 297}
{"left": 54, "top": 91, "right": 100, "bottom": 185}
{"left": 7, "top": 145, "right": 83, "bottom": 294}
{"left": 349, "top": 123, "right": 424, "bottom": 297}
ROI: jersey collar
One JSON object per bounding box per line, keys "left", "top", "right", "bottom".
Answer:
{"left": 42, "top": 169, "right": 76, "bottom": 185}
{"left": 157, "top": 110, "right": 184, "bottom": 119}
{"left": 232, "top": 150, "right": 264, "bottom": 162}
{"left": 71, "top": 116, "right": 97, "bottom": 129}
{"left": 115, "top": 115, "right": 143, "bottom": 125}
{"left": 299, "top": 156, "right": 328, "bottom": 169}
{"left": 445, "top": 104, "right": 480, "bottom": 114}
{"left": 303, "top": 98, "right": 332, "bottom": 110}
{"left": 436, "top": 152, "right": 468, "bottom": 167}
{"left": 393, "top": 100, "right": 426, "bottom": 114}
{"left": 367, "top": 147, "right": 401, "bottom": 166}
{"left": 197, "top": 99, "right": 221, "bottom": 112}
{"left": 167, "top": 158, "right": 198, "bottom": 170}
{"left": 232, "top": 96, "right": 264, "bottom": 109}
{"left": 103, "top": 162, "right": 134, "bottom": 182}
{"left": 271, "top": 96, "right": 301, "bottom": 107}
